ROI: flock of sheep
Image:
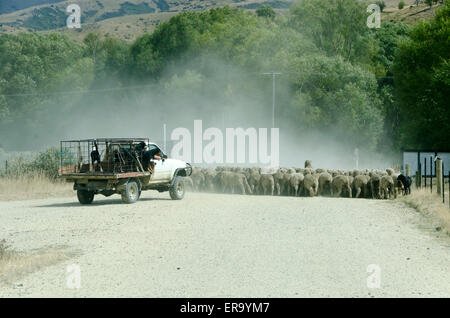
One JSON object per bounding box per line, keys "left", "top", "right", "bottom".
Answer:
{"left": 184, "top": 160, "right": 412, "bottom": 199}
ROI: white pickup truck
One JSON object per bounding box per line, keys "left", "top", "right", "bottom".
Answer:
{"left": 58, "top": 138, "right": 192, "bottom": 204}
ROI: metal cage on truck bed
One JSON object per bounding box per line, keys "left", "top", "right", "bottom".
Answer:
{"left": 59, "top": 138, "right": 152, "bottom": 179}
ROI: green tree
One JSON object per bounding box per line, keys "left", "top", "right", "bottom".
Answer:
{"left": 83, "top": 33, "right": 103, "bottom": 63}
{"left": 370, "top": 22, "right": 410, "bottom": 76}
{"left": 256, "top": 5, "right": 276, "bottom": 19}
{"left": 0, "top": 92, "right": 8, "bottom": 122}
{"left": 392, "top": 2, "right": 450, "bottom": 149}
{"left": 289, "top": 0, "right": 374, "bottom": 63}
{"left": 0, "top": 33, "right": 91, "bottom": 149}
{"left": 287, "top": 54, "right": 383, "bottom": 150}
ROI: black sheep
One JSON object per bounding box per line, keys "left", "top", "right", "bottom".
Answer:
{"left": 397, "top": 174, "right": 411, "bottom": 195}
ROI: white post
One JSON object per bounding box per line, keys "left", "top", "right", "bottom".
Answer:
{"left": 262, "top": 72, "right": 281, "bottom": 128}
{"left": 163, "top": 124, "right": 167, "bottom": 152}
{"left": 354, "top": 147, "right": 359, "bottom": 169}
{"left": 272, "top": 72, "right": 275, "bottom": 128}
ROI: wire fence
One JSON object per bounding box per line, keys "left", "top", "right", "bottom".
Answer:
{"left": 413, "top": 156, "right": 450, "bottom": 208}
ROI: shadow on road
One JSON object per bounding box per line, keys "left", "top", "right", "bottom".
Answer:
{"left": 36, "top": 196, "right": 171, "bottom": 208}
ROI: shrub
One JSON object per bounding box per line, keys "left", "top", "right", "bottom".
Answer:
{"left": 399, "top": 1, "right": 405, "bottom": 9}
{"left": 2, "top": 148, "right": 60, "bottom": 180}
{"left": 256, "top": 5, "right": 276, "bottom": 19}
{"left": 376, "top": 0, "right": 386, "bottom": 11}
{"left": 27, "top": 148, "right": 60, "bottom": 180}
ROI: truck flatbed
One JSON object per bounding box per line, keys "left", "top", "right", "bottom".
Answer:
{"left": 62, "top": 171, "right": 151, "bottom": 180}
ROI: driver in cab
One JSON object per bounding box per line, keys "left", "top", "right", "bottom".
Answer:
{"left": 140, "top": 142, "right": 162, "bottom": 171}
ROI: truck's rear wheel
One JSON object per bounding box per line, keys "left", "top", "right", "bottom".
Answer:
{"left": 121, "top": 181, "right": 140, "bottom": 204}
{"left": 169, "top": 177, "right": 185, "bottom": 200}
{"left": 77, "top": 190, "right": 94, "bottom": 204}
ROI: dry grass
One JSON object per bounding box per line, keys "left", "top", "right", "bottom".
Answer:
{"left": 383, "top": 2, "right": 444, "bottom": 25}
{"left": 0, "top": 240, "right": 74, "bottom": 285}
{"left": 398, "top": 188, "right": 450, "bottom": 236}
{"left": 0, "top": 173, "right": 74, "bottom": 201}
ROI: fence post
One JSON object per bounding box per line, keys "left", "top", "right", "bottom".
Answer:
{"left": 415, "top": 170, "right": 421, "bottom": 189}
{"left": 424, "top": 157, "right": 427, "bottom": 188}
{"left": 5, "top": 160, "right": 7, "bottom": 174}
{"left": 442, "top": 162, "right": 445, "bottom": 204}
{"left": 405, "top": 164, "right": 410, "bottom": 177}
{"left": 430, "top": 156, "right": 433, "bottom": 193}
{"left": 436, "top": 158, "right": 442, "bottom": 195}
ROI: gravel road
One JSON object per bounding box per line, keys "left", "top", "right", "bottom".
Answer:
{"left": 1, "top": 192, "right": 449, "bottom": 297}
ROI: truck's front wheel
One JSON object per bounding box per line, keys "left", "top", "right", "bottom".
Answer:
{"left": 121, "top": 181, "right": 140, "bottom": 204}
{"left": 169, "top": 177, "right": 185, "bottom": 200}
{"left": 77, "top": 190, "right": 94, "bottom": 204}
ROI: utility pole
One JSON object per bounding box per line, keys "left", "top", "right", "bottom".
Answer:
{"left": 163, "top": 123, "right": 167, "bottom": 152}
{"left": 262, "top": 72, "right": 281, "bottom": 128}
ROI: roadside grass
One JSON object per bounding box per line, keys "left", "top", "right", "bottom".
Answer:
{"left": 0, "top": 172, "right": 73, "bottom": 201}
{"left": 398, "top": 188, "right": 450, "bottom": 236}
{"left": 0, "top": 239, "right": 74, "bottom": 285}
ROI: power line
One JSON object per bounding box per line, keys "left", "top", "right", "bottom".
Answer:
{"left": 1, "top": 83, "right": 160, "bottom": 97}
{"left": 1, "top": 72, "right": 393, "bottom": 98}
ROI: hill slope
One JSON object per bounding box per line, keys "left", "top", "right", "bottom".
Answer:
{"left": 0, "top": 0, "right": 294, "bottom": 41}
{"left": 0, "top": 0, "right": 441, "bottom": 42}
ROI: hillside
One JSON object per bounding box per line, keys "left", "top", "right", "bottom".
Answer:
{"left": 0, "top": 0, "right": 442, "bottom": 42}
{"left": 383, "top": 2, "right": 445, "bottom": 25}
{"left": 0, "top": 0, "right": 295, "bottom": 41}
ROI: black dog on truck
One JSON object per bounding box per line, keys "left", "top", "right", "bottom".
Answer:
{"left": 397, "top": 174, "right": 411, "bottom": 195}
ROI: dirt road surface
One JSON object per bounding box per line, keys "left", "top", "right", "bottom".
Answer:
{"left": 1, "top": 192, "right": 449, "bottom": 297}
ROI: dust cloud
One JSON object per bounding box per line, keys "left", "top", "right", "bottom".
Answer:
{"left": 0, "top": 55, "right": 397, "bottom": 170}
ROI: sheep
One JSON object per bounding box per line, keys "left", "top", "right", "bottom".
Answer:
{"left": 318, "top": 172, "right": 333, "bottom": 196}
{"left": 247, "top": 170, "right": 262, "bottom": 194}
{"left": 352, "top": 175, "right": 369, "bottom": 198}
{"left": 273, "top": 168, "right": 287, "bottom": 195}
{"left": 303, "top": 173, "right": 318, "bottom": 197}
{"left": 289, "top": 173, "right": 304, "bottom": 196}
{"left": 332, "top": 175, "right": 352, "bottom": 198}
{"left": 287, "top": 167, "right": 296, "bottom": 174}
{"left": 202, "top": 168, "right": 217, "bottom": 192}
{"left": 186, "top": 164, "right": 405, "bottom": 200}
{"left": 191, "top": 167, "right": 205, "bottom": 191}
{"left": 259, "top": 173, "right": 275, "bottom": 196}
{"left": 304, "top": 160, "right": 313, "bottom": 169}
{"left": 380, "top": 175, "right": 396, "bottom": 199}
{"left": 397, "top": 174, "right": 412, "bottom": 195}
{"left": 388, "top": 170, "right": 403, "bottom": 196}
{"left": 218, "top": 171, "right": 252, "bottom": 195}
{"left": 369, "top": 173, "right": 381, "bottom": 199}
{"left": 282, "top": 170, "right": 293, "bottom": 195}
